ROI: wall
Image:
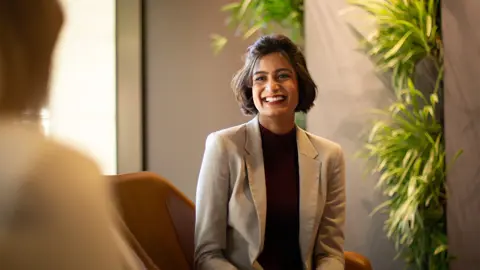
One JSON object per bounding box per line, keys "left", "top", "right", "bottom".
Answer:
{"left": 145, "top": 0, "right": 250, "bottom": 199}
{"left": 304, "top": 0, "right": 402, "bottom": 268}
{"left": 442, "top": 1, "right": 480, "bottom": 269}
{"left": 49, "top": 0, "right": 117, "bottom": 174}
{"left": 116, "top": 0, "right": 143, "bottom": 174}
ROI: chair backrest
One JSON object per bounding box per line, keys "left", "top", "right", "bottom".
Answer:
{"left": 113, "top": 172, "right": 195, "bottom": 270}
{"left": 117, "top": 216, "right": 160, "bottom": 270}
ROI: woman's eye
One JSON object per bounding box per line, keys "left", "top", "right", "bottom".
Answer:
{"left": 254, "top": 76, "right": 266, "bottom": 82}
{"left": 278, "top": 73, "right": 290, "bottom": 79}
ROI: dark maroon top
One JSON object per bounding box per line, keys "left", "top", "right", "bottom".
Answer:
{"left": 256, "top": 124, "right": 303, "bottom": 270}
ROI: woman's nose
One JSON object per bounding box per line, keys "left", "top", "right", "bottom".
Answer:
{"left": 266, "top": 80, "right": 280, "bottom": 92}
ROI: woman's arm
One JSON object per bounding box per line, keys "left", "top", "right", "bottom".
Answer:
{"left": 315, "top": 145, "right": 346, "bottom": 270}
{"left": 195, "top": 133, "right": 238, "bottom": 270}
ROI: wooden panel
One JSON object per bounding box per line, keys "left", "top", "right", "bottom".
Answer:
{"left": 442, "top": 1, "right": 480, "bottom": 269}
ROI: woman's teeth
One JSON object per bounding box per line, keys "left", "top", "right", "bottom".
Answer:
{"left": 264, "top": 96, "right": 286, "bottom": 102}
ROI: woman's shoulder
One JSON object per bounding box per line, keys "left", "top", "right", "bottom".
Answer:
{"left": 34, "top": 137, "right": 104, "bottom": 193}
{"left": 0, "top": 122, "right": 102, "bottom": 188}
{"left": 301, "top": 129, "right": 343, "bottom": 157}
{"left": 205, "top": 122, "right": 249, "bottom": 148}
{"left": 42, "top": 138, "right": 101, "bottom": 177}
{"left": 0, "top": 124, "right": 104, "bottom": 221}
{"left": 209, "top": 122, "right": 248, "bottom": 138}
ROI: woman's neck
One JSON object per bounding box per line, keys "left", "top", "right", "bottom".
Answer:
{"left": 258, "top": 114, "right": 295, "bottom": 135}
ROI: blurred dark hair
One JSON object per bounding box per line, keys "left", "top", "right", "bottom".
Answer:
{"left": 0, "top": 0, "right": 63, "bottom": 117}
{"left": 231, "top": 34, "right": 317, "bottom": 115}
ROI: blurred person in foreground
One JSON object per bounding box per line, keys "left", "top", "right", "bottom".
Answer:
{"left": 0, "top": 1, "right": 142, "bottom": 269}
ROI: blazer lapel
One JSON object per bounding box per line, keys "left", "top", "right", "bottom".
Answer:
{"left": 297, "top": 128, "right": 322, "bottom": 264}
{"left": 243, "top": 118, "right": 322, "bottom": 266}
{"left": 244, "top": 116, "right": 267, "bottom": 263}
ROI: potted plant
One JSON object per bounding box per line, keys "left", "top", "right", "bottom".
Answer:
{"left": 362, "top": 79, "right": 448, "bottom": 269}
{"left": 347, "top": 0, "right": 460, "bottom": 269}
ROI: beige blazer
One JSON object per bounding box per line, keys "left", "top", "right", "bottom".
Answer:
{"left": 195, "top": 117, "right": 346, "bottom": 270}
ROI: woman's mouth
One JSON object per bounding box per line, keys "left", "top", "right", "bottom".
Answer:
{"left": 262, "top": 95, "right": 287, "bottom": 103}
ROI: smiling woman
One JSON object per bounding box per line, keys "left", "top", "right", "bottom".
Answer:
{"left": 195, "top": 34, "right": 346, "bottom": 270}
{"left": 231, "top": 35, "right": 316, "bottom": 135}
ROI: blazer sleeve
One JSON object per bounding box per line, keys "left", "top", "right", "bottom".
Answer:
{"left": 195, "top": 133, "right": 238, "bottom": 270}
{"left": 315, "top": 145, "right": 346, "bottom": 270}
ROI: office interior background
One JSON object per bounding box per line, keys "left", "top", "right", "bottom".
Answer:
{"left": 45, "top": 0, "right": 479, "bottom": 269}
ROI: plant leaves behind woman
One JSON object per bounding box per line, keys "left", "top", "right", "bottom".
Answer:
{"left": 360, "top": 78, "right": 460, "bottom": 270}
{"left": 348, "top": 0, "right": 443, "bottom": 93}
{"left": 211, "top": 0, "right": 304, "bottom": 54}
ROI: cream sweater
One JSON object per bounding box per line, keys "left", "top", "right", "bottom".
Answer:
{"left": 0, "top": 121, "right": 142, "bottom": 270}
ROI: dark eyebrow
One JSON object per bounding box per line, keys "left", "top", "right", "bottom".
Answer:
{"left": 253, "top": 68, "right": 293, "bottom": 76}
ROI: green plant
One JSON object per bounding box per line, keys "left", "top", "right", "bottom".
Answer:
{"left": 211, "top": 0, "right": 304, "bottom": 54}
{"left": 348, "top": 0, "right": 442, "bottom": 91}
{"left": 347, "top": 0, "right": 461, "bottom": 269}
{"left": 362, "top": 79, "right": 454, "bottom": 269}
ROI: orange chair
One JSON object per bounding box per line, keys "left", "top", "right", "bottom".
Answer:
{"left": 117, "top": 217, "right": 160, "bottom": 270}
{"left": 113, "top": 172, "right": 372, "bottom": 270}
{"left": 113, "top": 172, "right": 194, "bottom": 270}
{"left": 345, "top": 251, "right": 373, "bottom": 270}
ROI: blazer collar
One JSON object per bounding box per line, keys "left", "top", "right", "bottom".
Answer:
{"left": 244, "top": 116, "right": 266, "bottom": 262}
{"left": 245, "top": 116, "right": 261, "bottom": 156}
{"left": 244, "top": 116, "right": 322, "bottom": 265}
{"left": 245, "top": 116, "right": 318, "bottom": 159}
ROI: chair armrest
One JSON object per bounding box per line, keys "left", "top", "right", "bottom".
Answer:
{"left": 344, "top": 251, "right": 373, "bottom": 270}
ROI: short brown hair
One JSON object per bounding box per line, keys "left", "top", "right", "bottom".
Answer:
{"left": 231, "top": 34, "right": 317, "bottom": 115}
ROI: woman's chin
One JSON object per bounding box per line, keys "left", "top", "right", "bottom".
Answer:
{"left": 260, "top": 108, "right": 294, "bottom": 119}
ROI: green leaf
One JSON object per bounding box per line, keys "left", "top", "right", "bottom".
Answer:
{"left": 238, "top": 0, "right": 253, "bottom": 19}
{"left": 210, "top": 34, "right": 228, "bottom": 55}
{"left": 371, "top": 200, "right": 391, "bottom": 216}
{"left": 243, "top": 22, "right": 264, "bottom": 39}
{"left": 434, "top": 245, "right": 448, "bottom": 255}
{"left": 384, "top": 31, "right": 413, "bottom": 59}
{"left": 211, "top": 0, "right": 304, "bottom": 53}
{"left": 430, "top": 93, "right": 439, "bottom": 104}
{"left": 426, "top": 15, "right": 433, "bottom": 37}
{"left": 221, "top": 2, "right": 241, "bottom": 11}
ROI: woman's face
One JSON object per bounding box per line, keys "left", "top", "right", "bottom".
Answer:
{"left": 252, "top": 52, "right": 299, "bottom": 119}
